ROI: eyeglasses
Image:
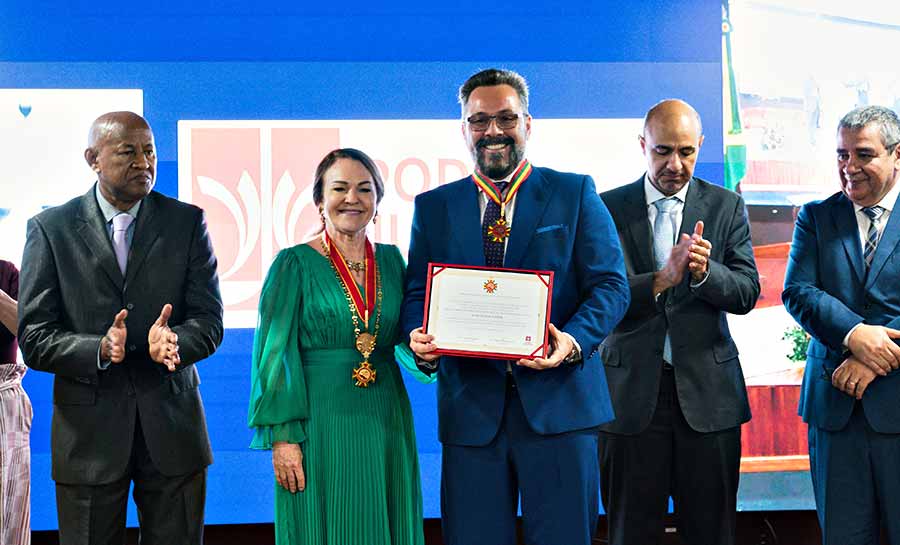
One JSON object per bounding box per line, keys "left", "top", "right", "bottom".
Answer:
{"left": 466, "top": 112, "right": 521, "bottom": 132}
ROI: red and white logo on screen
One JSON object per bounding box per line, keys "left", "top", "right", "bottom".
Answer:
{"left": 178, "top": 119, "right": 641, "bottom": 327}
{"left": 178, "top": 120, "right": 471, "bottom": 327}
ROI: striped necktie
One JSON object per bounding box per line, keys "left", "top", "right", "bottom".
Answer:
{"left": 482, "top": 181, "right": 509, "bottom": 267}
{"left": 862, "top": 205, "right": 885, "bottom": 268}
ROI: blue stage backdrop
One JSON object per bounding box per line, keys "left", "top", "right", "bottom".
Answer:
{"left": 2, "top": 0, "right": 808, "bottom": 531}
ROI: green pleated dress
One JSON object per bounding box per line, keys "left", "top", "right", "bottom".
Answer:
{"left": 248, "top": 243, "right": 431, "bottom": 545}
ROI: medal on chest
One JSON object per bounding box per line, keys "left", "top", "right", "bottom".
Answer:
{"left": 322, "top": 232, "right": 381, "bottom": 388}
{"left": 471, "top": 160, "right": 533, "bottom": 243}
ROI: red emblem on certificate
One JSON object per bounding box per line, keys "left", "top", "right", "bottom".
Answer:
{"left": 483, "top": 279, "right": 498, "bottom": 293}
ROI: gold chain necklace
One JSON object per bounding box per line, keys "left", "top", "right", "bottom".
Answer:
{"left": 321, "top": 236, "right": 383, "bottom": 387}
{"left": 344, "top": 259, "right": 364, "bottom": 272}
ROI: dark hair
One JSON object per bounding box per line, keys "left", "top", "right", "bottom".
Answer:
{"left": 458, "top": 68, "right": 530, "bottom": 115}
{"left": 838, "top": 105, "right": 900, "bottom": 152}
{"left": 312, "top": 148, "right": 385, "bottom": 207}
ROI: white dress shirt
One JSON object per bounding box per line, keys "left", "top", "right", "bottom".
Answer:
{"left": 478, "top": 161, "right": 581, "bottom": 363}
{"left": 843, "top": 180, "right": 900, "bottom": 346}
{"left": 643, "top": 174, "right": 709, "bottom": 289}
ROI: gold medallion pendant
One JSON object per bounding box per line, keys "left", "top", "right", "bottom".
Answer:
{"left": 352, "top": 361, "right": 377, "bottom": 387}
{"left": 487, "top": 218, "right": 511, "bottom": 242}
{"left": 355, "top": 332, "right": 376, "bottom": 357}
{"left": 322, "top": 231, "right": 383, "bottom": 388}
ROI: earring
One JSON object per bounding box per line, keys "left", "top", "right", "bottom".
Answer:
{"left": 319, "top": 209, "right": 325, "bottom": 225}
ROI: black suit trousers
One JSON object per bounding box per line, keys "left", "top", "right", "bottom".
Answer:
{"left": 599, "top": 367, "right": 741, "bottom": 545}
{"left": 55, "top": 416, "right": 206, "bottom": 545}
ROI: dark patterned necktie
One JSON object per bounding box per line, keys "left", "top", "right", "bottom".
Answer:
{"left": 482, "top": 181, "right": 509, "bottom": 267}
{"left": 862, "top": 205, "right": 885, "bottom": 268}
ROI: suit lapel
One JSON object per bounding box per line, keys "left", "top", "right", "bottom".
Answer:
{"left": 865, "top": 191, "right": 900, "bottom": 289}
{"left": 679, "top": 178, "right": 708, "bottom": 243}
{"left": 75, "top": 187, "right": 123, "bottom": 291}
{"left": 504, "top": 167, "right": 551, "bottom": 269}
{"left": 446, "top": 179, "right": 485, "bottom": 266}
{"left": 622, "top": 178, "right": 654, "bottom": 274}
{"left": 831, "top": 195, "right": 866, "bottom": 285}
{"left": 125, "top": 192, "right": 162, "bottom": 286}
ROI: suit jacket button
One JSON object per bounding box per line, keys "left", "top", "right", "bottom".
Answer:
{"left": 128, "top": 344, "right": 136, "bottom": 352}
{"left": 126, "top": 303, "right": 134, "bottom": 310}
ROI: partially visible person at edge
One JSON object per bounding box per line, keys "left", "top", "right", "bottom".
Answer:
{"left": 783, "top": 105, "right": 900, "bottom": 545}
{"left": 402, "top": 68, "right": 629, "bottom": 545}
{"left": 248, "top": 148, "right": 433, "bottom": 545}
{"left": 1, "top": 259, "right": 30, "bottom": 545}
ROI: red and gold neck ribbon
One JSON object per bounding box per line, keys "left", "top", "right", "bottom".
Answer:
{"left": 471, "top": 159, "right": 533, "bottom": 217}
{"left": 324, "top": 232, "right": 376, "bottom": 328}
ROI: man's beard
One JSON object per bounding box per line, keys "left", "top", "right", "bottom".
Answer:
{"left": 475, "top": 136, "right": 522, "bottom": 179}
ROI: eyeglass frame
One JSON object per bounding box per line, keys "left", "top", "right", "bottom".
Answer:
{"left": 465, "top": 111, "right": 525, "bottom": 132}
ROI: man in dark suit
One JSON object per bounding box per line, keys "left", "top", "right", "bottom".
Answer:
{"left": 598, "top": 99, "right": 760, "bottom": 545}
{"left": 783, "top": 105, "right": 900, "bottom": 544}
{"left": 401, "top": 68, "right": 629, "bottom": 545}
{"left": 18, "top": 111, "right": 223, "bottom": 545}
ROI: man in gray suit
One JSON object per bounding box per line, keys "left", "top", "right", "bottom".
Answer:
{"left": 18, "top": 111, "right": 223, "bottom": 544}
{"left": 598, "top": 99, "right": 759, "bottom": 545}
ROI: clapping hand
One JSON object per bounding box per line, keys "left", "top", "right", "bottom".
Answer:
{"left": 102, "top": 309, "right": 128, "bottom": 364}
{"left": 653, "top": 233, "right": 693, "bottom": 296}
{"left": 687, "top": 221, "right": 712, "bottom": 281}
{"left": 148, "top": 303, "right": 180, "bottom": 371}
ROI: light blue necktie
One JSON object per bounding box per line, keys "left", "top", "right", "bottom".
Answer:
{"left": 653, "top": 197, "right": 679, "bottom": 363}
{"left": 862, "top": 206, "right": 885, "bottom": 269}
{"left": 653, "top": 197, "right": 678, "bottom": 269}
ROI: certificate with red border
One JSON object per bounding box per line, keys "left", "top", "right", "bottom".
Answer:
{"left": 422, "top": 263, "right": 554, "bottom": 360}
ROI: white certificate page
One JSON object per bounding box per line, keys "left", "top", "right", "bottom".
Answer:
{"left": 426, "top": 266, "right": 551, "bottom": 358}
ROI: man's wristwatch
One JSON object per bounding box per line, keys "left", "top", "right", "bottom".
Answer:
{"left": 563, "top": 344, "right": 582, "bottom": 365}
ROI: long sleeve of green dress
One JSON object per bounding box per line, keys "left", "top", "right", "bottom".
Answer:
{"left": 247, "top": 247, "right": 309, "bottom": 449}
{"left": 389, "top": 245, "right": 437, "bottom": 385}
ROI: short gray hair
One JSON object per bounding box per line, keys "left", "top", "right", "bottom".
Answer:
{"left": 838, "top": 105, "right": 900, "bottom": 151}
{"left": 458, "top": 68, "right": 530, "bottom": 116}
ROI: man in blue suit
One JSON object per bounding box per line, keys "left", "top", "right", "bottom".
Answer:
{"left": 401, "top": 68, "right": 629, "bottom": 545}
{"left": 783, "top": 105, "right": 900, "bottom": 545}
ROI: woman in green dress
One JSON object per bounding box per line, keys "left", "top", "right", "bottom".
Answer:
{"left": 248, "top": 148, "right": 432, "bottom": 545}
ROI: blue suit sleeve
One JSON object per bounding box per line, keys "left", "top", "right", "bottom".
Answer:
{"left": 562, "top": 176, "right": 630, "bottom": 358}
{"left": 782, "top": 203, "right": 863, "bottom": 351}
{"left": 690, "top": 193, "right": 760, "bottom": 314}
{"left": 401, "top": 192, "right": 430, "bottom": 339}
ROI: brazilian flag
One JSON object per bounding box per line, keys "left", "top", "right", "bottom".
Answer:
{"left": 722, "top": 1, "right": 746, "bottom": 192}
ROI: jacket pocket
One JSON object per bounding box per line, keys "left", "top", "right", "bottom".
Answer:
{"left": 535, "top": 223, "right": 569, "bottom": 236}
{"left": 168, "top": 367, "right": 201, "bottom": 396}
{"left": 713, "top": 338, "right": 740, "bottom": 363}
{"left": 806, "top": 340, "right": 831, "bottom": 359}
{"left": 599, "top": 343, "right": 620, "bottom": 367}
{"left": 53, "top": 378, "right": 96, "bottom": 406}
